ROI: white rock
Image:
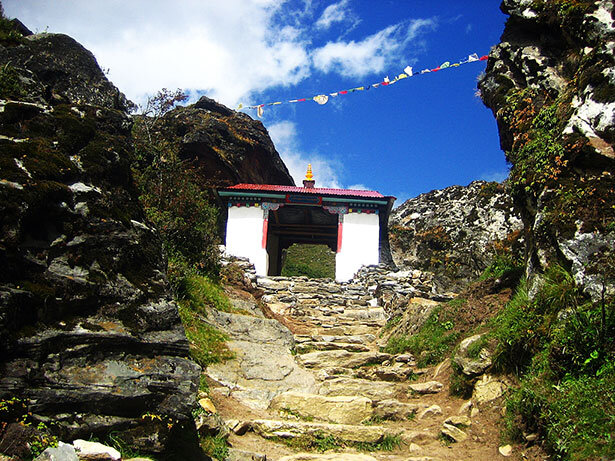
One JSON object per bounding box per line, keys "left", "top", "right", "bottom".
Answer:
{"left": 473, "top": 374, "right": 507, "bottom": 404}
{"left": 69, "top": 182, "right": 101, "bottom": 194}
{"left": 499, "top": 444, "right": 513, "bottom": 457}
{"left": 35, "top": 442, "right": 78, "bottom": 461}
{"left": 441, "top": 423, "right": 468, "bottom": 443}
{"left": 458, "top": 400, "right": 473, "bottom": 415}
{"left": 418, "top": 404, "right": 442, "bottom": 420}
{"left": 409, "top": 381, "right": 443, "bottom": 394}
{"left": 72, "top": 440, "right": 120, "bottom": 460}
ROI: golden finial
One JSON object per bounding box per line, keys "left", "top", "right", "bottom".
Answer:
{"left": 305, "top": 164, "right": 314, "bottom": 181}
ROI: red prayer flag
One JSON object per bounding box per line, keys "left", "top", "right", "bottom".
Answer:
{"left": 339, "top": 90, "right": 348, "bottom": 94}
{"left": 479, "top": 55, "right": 488, "bottom": 61}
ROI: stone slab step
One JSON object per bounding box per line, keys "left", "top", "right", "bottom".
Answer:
{"left": 298, "top": 350, "right": 391, "bottom": 369}
{"left": 409, "top": 381, "right": 443, "bottom": 394}
{"left": 313, "top": 322, "right": 383, "bottom": 331}
{"left": 372, "top": 399, "right": 426, "bottom": 421}
{"left": 294, "top": 334, "right": 376, "bottom": 345}
{"left": 318, "top": 377, "right": 406, "bottom": 402}
{"left": 250, "top": 419, "right": 390, "bottom": 443}
{"left": 278, "top": 455, "right": 377, "bottom": 461}
{"left": 355, "top": 365, "right": 416, "bottom": 382}
{"left": 317, "top": 334, "right": 377, "bottom": 344}
{"left": 269, "top": 391, "right": 373, "bottom": 425}
{"left": 296, "top": 341, "right": 371, "bottom": 353}
{"left": 339, "top": 308, "right": 386, "bottom": 321}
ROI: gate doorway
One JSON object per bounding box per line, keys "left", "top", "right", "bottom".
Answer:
{"left": 265, "top": 204, "right": 338, "bottom": 276}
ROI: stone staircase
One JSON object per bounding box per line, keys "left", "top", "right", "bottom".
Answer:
{"left": 206, "top": 266, "right": 502, "bottom": 460}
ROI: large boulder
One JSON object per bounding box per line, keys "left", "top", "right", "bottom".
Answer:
{"left": 478, "top": 0, "right": 615, "bottom": 300}
{"left": 0, "top": 31, "right": 131, "bottom": 110}
{"left": 151, "top": 95, "right": 294, "bottom": 189}
{"left": 454, "top": 334, "right": 493, "bottom": 376}
{"left": 389, "top": 181, "right": 523, "bottom": 292}
{"left": 0, "top": 20, "right": 199, "bottom": 454}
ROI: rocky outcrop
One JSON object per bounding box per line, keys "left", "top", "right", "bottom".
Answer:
{"left": 151, "top": 96, "right": 294, "bottom": 189}
{"left": 0, "top": 31, "right": 131, "bottom": 110}
{"left": 389, "top": 181, "right": 523, "bottom": 291}
{"left": 0, "top": 23, "right": 199, "bottom": 455}
{"left": 479, "top": 0, "right": 615, "bottom": 300}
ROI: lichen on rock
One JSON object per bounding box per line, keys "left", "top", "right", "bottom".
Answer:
{"left": 479, "top": 0, "right": 615, "bottom": 300}
{"left": 0, "top": 20, "right": 199, "bottom": 455}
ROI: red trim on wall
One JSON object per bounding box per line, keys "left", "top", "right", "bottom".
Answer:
{"left": 262, "top": 218, "right": 268, "bottom": 249}
{"left": 337, "top": 222, "right": 343, "bottom": 253}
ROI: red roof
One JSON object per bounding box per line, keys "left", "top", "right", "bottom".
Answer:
{"left": 225, "top": 183, "right": 386, "bottom": 199}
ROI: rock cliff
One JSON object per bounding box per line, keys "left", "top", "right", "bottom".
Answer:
{"left": 0, "top": 21, "right": 221, "bottom": 458}
{"left": 0, "top": 14, "right": 297, "bottom": 455}
{"left": 151, "top": 95, "right": 294, "bottom": 188}
{"left": 479, "top": 0, "right": 615, "bottom": 299}
{"left": 389, "top": 181, "right": 523, "bottom": 292}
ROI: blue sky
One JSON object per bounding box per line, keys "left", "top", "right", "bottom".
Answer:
{"left": 4, "top": 0, "right": 508, "bottom": 205}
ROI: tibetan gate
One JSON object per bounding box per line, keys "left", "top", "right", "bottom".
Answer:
{"left": 216, "top": 169, "right": 395, "bottom": 282}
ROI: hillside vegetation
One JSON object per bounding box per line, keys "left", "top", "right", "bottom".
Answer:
{"left": 281, "top": 243, "right": 336, "bottom": 279}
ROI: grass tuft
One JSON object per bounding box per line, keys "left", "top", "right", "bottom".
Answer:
{"left": 384, "top": 302, "right": 461, "bottom": 368}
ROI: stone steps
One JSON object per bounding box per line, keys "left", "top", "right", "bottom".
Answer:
{"left": 221, "top": 273, "right": 468, "bottom": 458}
{"left": 317, "top": 377, "right": 407, "bottom": 402}
{"left": 249, "top": 419, "right": 393, "bottom": 443}
{"left": 297, "top": 350, "right": 392, "bottom": 370}
{"left": 269, "top": 391, "right": 373, "bottom": 425}
{"left": 354, "top": 364, "right": 417, "bottom": 382}
{"left": 278, "top": 454, "right": 379, "bottom": 461}
{"left": 294, "top": 334, "right": 376, "bottom": 345}
{"left": 295, "top": 341, "right": 372, "bottom": 353}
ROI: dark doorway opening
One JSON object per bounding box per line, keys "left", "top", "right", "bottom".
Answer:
{"left": 266, "top": 205, "right": 338, "bottom": 276}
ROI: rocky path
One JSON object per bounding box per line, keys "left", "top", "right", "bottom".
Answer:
{"left": 204, "top": 268, "right": 508, "bottom": 461}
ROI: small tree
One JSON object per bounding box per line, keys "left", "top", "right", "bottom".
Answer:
{"left": 132, "top": 89, "right": 220, "bottom": 289}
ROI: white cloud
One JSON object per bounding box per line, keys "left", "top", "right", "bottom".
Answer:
{"left": 267, "top": 120, "right": 342, "bottom": 188}
{"left": 312, "top": 18, "right": 436, "bottom": 77}
{"left": 3, "top": 1, "right": 436, "bottom": 108}
{"left": 4, "top": 0, "right": 310, "bottom": 108}
{"left": 347, "top": 183, "right": 368, "bottom": 190}
{"left": 315, "top": 0, "right": 357, "bottom": 30}
{"left": 480, "top": 170, "right": 509, "bottom": 183}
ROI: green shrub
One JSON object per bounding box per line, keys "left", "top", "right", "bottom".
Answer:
{"left": 505, "top": 360, "right": 615, "bottom": 460}
{"left": 449, "top": 367, "right": 474, "bottom": 398}
{"left": 479, "top": 254, "right": 523, "bottom": 281}
{"left": 494, "top": 264, "right": 615, "bottom": 460}
{"left": 200, "top": 434, "right": 229, "bottom": 460}
{"left": 384, "top": 304, "right": 461, "bottom": 367}
{"left": 176, "top": 274, "right": 234, "bottom": 368}
{"left": 132, "top": 90, "right": 220, "bottom": 288}
{"left": 355, "top": 434, "right": 401, "bottom": 452}
{"left": 0, "top": 16, "right": 24, "bottom": 44}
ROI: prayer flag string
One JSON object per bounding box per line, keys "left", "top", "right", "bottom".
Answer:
{"left": 238, "top": 53, "right": 488, "bottom": 117}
